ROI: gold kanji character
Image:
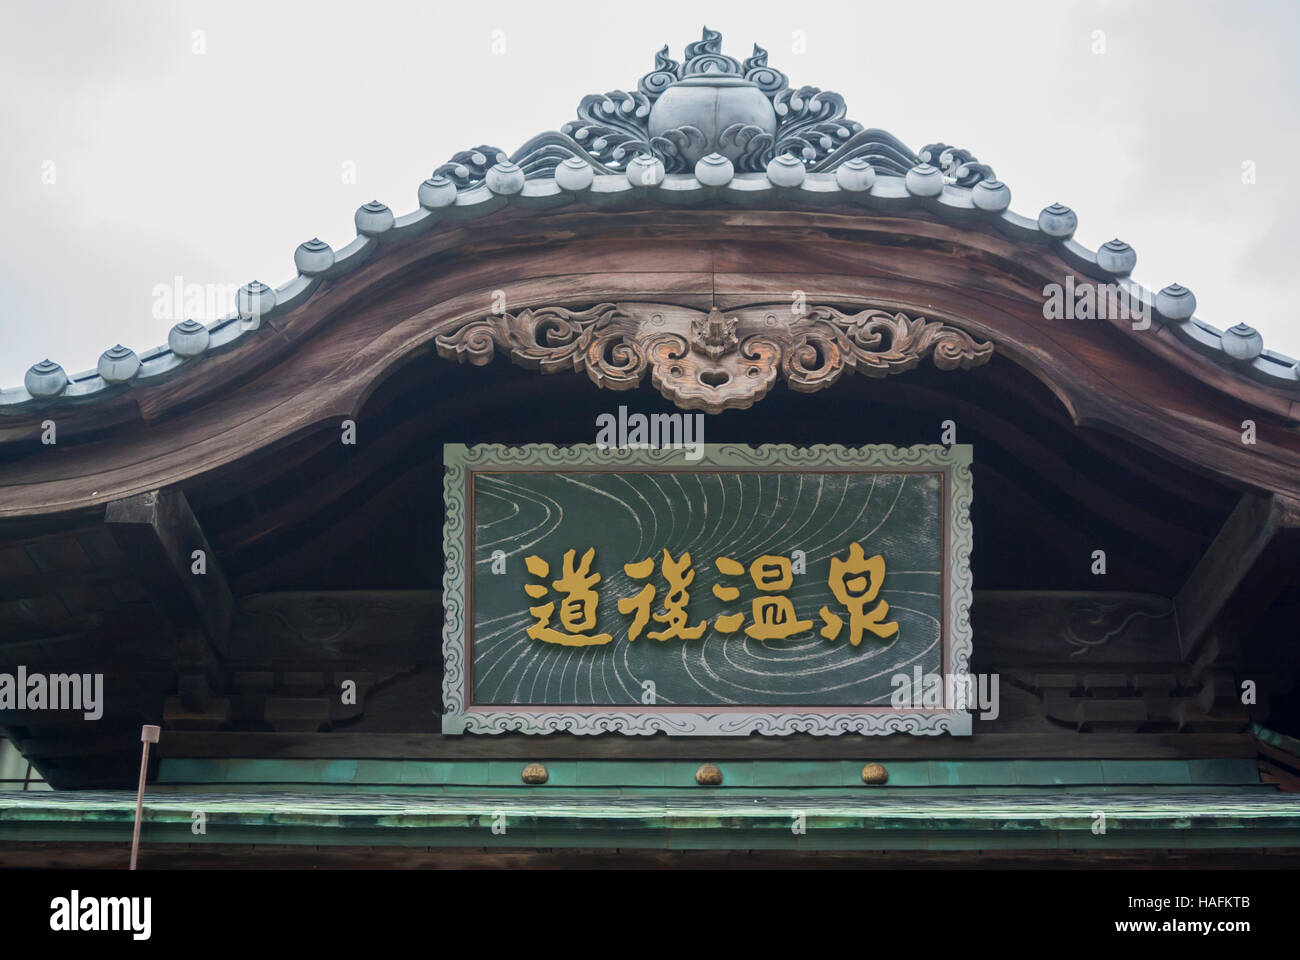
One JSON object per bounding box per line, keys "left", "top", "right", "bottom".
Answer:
{"left": 744, "top": 554, "right": 812, "bottom": 639}
{"left": 819, "top": 542, "right": 898, "bottom": 646}
{"left": 618, "top": 549, "right": 706, "bottom": 642}
{"left": 713, "top": 553, "right": 813, "bottom": 640}
{"left": 617, "top": 556, "right": 656, "bottom": 641}
{"left": 749, "top": 555, "right": 794, "bottom": 592}
{"left": 711, "top": 556, "right": 746, "bottom": 633}
{"left": 523, "top": 548, "right": 612, "bottom": 646}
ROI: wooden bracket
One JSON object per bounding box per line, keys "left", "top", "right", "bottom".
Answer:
{"left": 105, "top": 488, "right": 231, "bottom": 699}
{"left": 1175, "top": 491, "right": 1300, "bottom": 664}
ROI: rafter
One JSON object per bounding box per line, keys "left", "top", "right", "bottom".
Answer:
{"left": 1175, "top": 491, "right": 1300, "bottom": 662}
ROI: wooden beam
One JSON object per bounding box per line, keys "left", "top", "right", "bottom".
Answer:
{"left": 0, "top": 562, "right": 135, "bottom": 602}
{"left": 3, "top": 212, "right": 1300, "bottom": 525}
{"left": 105, "top": 489, "right": 230, "bottom": 703}
{"left": 153, "top": 731, "right": 1258, "bottom": 761}
{"left": 1175, "top": 492, "right": 1300, "bottom": 661}
{"left": 105, "top": 489, "right": 230, "bottom": 646}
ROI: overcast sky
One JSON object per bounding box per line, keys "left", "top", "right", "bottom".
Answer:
{"left": 1, "top": 0, "right": 1297, "bottom": 386}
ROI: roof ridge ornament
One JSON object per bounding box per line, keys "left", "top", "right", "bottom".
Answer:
{"left": 435, "top": 27, "right": 993, "bottom": 183}
{"left": 682, "top": 27, "right": 741, "bottom": 76}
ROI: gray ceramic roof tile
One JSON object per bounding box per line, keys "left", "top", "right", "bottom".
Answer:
{"left": 3, "top": 26, "right": 1296, "bottom": 410}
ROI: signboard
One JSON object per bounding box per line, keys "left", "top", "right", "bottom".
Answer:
{"left": 441, "top": 443, "right": 972, "bottom": 735}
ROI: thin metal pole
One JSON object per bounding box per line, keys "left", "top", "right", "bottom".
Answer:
{"left": 130, "top": 725, "right": 160, "bottom": 870}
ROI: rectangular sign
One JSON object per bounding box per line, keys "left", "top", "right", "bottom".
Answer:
{"left": 441, "top": 443, "right": 972, "bottom": 735}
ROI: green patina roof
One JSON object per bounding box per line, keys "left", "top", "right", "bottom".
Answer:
{"left": 5, "top": 787, "right": 1300, "bottom": 852}
{"left": 6, "top": 757, "right": 1294, "bottom": 852}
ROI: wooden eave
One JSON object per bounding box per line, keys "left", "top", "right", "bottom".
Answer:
{"left": 0, "top": 203, "right": 1298, "bottom": 523}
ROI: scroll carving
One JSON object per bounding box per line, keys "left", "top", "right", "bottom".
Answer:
{"left": 440, "top": 31, "right": 995, "bottom": 184}
{"left": 436, "top": 302, "right": 994, "bottom": 414}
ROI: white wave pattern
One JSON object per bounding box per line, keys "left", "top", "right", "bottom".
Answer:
{"left": 469, "top": 468, "right": 942, "bottom": 707}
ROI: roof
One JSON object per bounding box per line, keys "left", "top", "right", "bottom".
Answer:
{"left": 6, "top": 784, "right": 1300, "bottom": 852}
{"left": 2, "top": 26, "right": 1296, "bottom": 413}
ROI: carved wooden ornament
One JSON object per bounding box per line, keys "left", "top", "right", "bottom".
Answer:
{"left": 436, "top": 302, "right": 994, "bottom": 414}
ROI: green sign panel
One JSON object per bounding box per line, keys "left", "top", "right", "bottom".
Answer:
{"left": 442, "top": 444, "right": 972, "bottom": 736}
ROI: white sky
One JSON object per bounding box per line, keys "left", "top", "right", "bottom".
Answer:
{"left": 1, "top": 0, "right": 1297, "bottom": 386}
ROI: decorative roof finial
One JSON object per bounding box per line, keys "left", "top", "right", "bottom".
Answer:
{"left": 553, "top": 27, "right": 877, "bottom": 174}
{"left": 431, "top": 28, "right": 989, "bottom": 185}
{"left": 682, "top": 26, "right": 741, "bottom": 76}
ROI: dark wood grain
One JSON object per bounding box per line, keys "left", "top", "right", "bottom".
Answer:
{"left": 0, "top": 209, "right": 1297, "bottom": 519}
{"left": 1175, "top": 492, "right": 1295, "bottom": 660}
{"left": 105, "top": 489, "right": 231, "bottom": 652}
{"left": 154, "top": 731, "right": 1257, "bottom": 760}
{"left": 5, "top": 840, "right": 1298, "bottom": 869}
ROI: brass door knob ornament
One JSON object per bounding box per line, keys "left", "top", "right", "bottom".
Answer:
{"left": 695, "top": 763, "right": 723, "bottom": 785}
{"left": 861, "top": 763, "right": 889, "bottom": 785}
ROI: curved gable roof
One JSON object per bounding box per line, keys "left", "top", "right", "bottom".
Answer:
{"left": 2, "top": 27, "right": 1297, "bottom": 417}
